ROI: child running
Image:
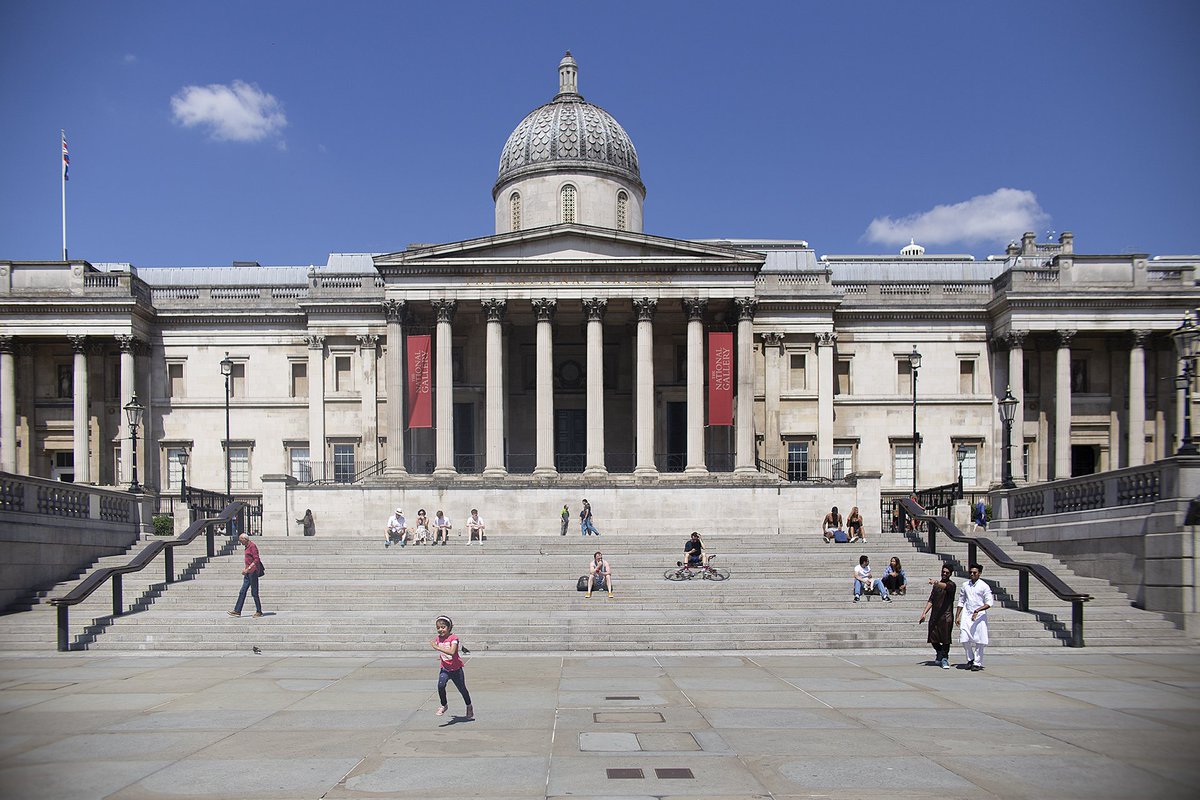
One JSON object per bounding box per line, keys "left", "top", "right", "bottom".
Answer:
{"left": 430, "top": 615, "right": 473, "bottom": 719}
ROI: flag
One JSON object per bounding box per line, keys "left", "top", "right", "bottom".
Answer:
{"left": 61, "top": 131, "right": 70, "bottom": 181}
{"left": 708, "top": 331, "right": 734, "bottom": 426}
{"left": 407, "top": 334, "right": 433, "bottom": 428}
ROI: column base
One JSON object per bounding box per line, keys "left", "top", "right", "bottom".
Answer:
{"left": 684, "top": 465, "right": 708, "bottom": 475}
{"left": 532, "top": 467, "right": 559, "bottom": 478}
{"left": 583, "top": 466, "right": 609, "bottom": 478}
{"left": 383, "top": 465, "right": 408, "bottom": 477}
{"left": 633, "top": 466, "right": 659, "bottom": 478}
{"left": 433, "top": 467, "right": 458, "bottom": 477}
{"left": 734, "top": 465, "right": 760, "bottom": 476}
{"left": 482, "top": 467, "right": 508, "bottom": 478}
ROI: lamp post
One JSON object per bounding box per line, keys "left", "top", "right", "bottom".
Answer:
{"left": 908, "top": 345, "right": 922, "bottom": 495}
{"left": 177, "top": 449, "right": 189, "bottom": 503}
{"left": 220, "top": 352, "right": 233, "bottom": 498}
{"left": 123, "top": 395, "right": 144, "bottom": 493}
{"left": 1172, "top": 312, "right": 1199, "bottom": 456}
{"left": 998, "top": 386, "right": 1018, "bottom": 489}
{"left": 956, "top": 444, "right": 969, "bottom": 497}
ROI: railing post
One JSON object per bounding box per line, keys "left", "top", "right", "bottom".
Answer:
{"left": 929, "top": 523, "right": 937, "bottom": 554}
{"left": 56, "top": 605, "right": 70, "bottom": 652}
{"left": 207, "top": 524, "right": 215, "bottom": 558}
{"left": 112, "top": 573, "right": 123, "bottom": 617}
{"left": 1071, "top": 600, "right": 1085, "bottom": 647}
{"left": 1018, "top": 570, "right": 1029, "bottom": 611}
{"left": 164, "top": 547, "right": 174, "bottom": 584}
{"left": 967, "top": 540, "right": 977, "bottom": 568}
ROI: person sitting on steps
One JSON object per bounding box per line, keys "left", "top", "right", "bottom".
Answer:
{"left": 853, "top": 554, "right": 891, "bottom": 602}
{"left": 846, "top": 507, "right": 865, "bottom": 543}
{"left": 587, "top": 550, "right": 612, "bottom": 598}
{"left": 433, "top": 510, "right": 452, "bottom": 545}
{"left": 683, "top": 531, "right": 708, "bottom": 567}
{"left": 385, "top": 508, "right": 408, "bottom": 548}
{"left": 822, "top": 506, "right": 847, "bottom": 543}
{"left": 413, "top": 509, "right": 430, "bottom": 545}
{"left": 466, "top": 509, "right": 486, "bottom": 544}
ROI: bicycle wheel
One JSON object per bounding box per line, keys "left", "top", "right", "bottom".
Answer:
{"left": 704, "top": 568, "right": 731, "bottom": 581}
{"left": 664, "top": 568, "right": 688, "bottom": 581}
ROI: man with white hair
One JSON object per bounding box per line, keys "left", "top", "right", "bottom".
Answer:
{"left": 228, "top": 533, "right": 264, "bottom": 618}
{"left": 385, "top": 508, "right": 408, "bottom": 548}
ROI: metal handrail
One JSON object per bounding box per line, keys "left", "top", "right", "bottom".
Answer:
{"left": 898, "top": 497, "right": 1092, "bottom": 647}
{"left": 49, "top": 502, "right": 245, "bottom": 651}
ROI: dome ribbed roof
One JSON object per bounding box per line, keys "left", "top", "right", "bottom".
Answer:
{"left": 494, "top": 53, "right": 642, "bottom": 195}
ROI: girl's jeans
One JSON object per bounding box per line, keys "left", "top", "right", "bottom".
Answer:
{"left": 438, "top": 667, "right": 472, "bottom": 707}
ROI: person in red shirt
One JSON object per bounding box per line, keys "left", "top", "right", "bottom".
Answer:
{"left": 228, "top": 533, "right": 264, "bottom": 618}
{"left": 430, "top": 615, "right": 473, "bottom": 719}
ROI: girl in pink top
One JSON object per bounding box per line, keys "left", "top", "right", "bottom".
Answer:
{"left": 431, "top": 615, "right": 473, "bottom": 719}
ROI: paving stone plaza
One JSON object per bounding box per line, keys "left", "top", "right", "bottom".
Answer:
{"left": 1, "top": 647, "right": 1198, "bottom": 799}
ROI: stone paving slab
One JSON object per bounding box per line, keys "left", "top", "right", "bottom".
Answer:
{"left": 0, "top": 647, "right": 1196, "bottom": 800}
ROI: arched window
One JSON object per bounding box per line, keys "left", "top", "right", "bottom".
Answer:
{"left": 560, "top": 184, "right": 576, "bottom": 224}
{"left": 616, "top": 190, "right": 628, "bottom": 231}
{"left": 510, "top": 192, "right": 521, "bottom": 232}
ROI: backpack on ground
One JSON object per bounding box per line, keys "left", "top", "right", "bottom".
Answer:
{"left": 576, "top": 575, "right": 590, "bottom": 591}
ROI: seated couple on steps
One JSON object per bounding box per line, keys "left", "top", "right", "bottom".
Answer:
{"left": 822, "top": 506, "right": 865, "bottom": 543}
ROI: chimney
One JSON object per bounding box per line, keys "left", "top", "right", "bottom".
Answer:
{"left": 1021, "top": 232, "right": 1037, "bottom": 256}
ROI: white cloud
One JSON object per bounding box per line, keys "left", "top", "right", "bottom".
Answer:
{"left": 170, "top": 80, "right": 287, "bottom": 142}
{"left": 122, "top": 53, "right": 138, "bottom": 65}
{"left": 864, "top": 188, "right": 1049, "bottom": 248}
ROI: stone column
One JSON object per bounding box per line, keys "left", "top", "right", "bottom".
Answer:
{"left": 357, "top": 334, "right": 379, "bottom": 466}
{"left": 68, "top": 335, "right": 91, "bottom": 484}
{"left": 633, "top": 297, "right": 658, "bottom": 476}
{"left": 482, "top": 299, "right": 507, "bottom": 477}
{"left": 683, "top": 299, "right": 708, "bottom": 474}
{"left": 734, "top": 298, "right": 758, "bottom": 474}
{"left": 432, "top": 299, "right": 457, "bottom": 476}
{"left": 1054, "top": 329, "right": 1075, "bottom": 479}
{"left": 1007, "top": 331, "right": 1027, "bottom": 482}
{"left": 816, "top": 331, "right": 836, "bottom": 465}
{"left": 1129, "top": 330, "right": 1150, "bottom": 468}
{"left": 762, "top": 333, "right": 784, "bottom": 464}
{"left": 532, "top": 299, "right": 557, "bottom": 477}
{"left": 383, "top": 300, "right": 408, "bottom": 475}
{"left": 583, "top": 298, "right": 608, "bottom": 476}
{"left": 306, "top": 335, "right": 326, "bottom": 477}
{"left": 0, "top": 336, "right": 14, "bottom": 472}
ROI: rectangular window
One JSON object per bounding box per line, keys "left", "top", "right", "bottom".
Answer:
{"left": 166, "top": 447, "right": 185, "bottom": 489}
{"left": 291, "top": 362, "right": 308, "bottom": 398}
{"left": 229, "top": 362, "right": 246, "bottom": 398}
{"left": 894, "top": 445, "right": 914, "bottom": 485}
{"left": 832, "top": 445, "right": 853, "bottom": 479}
{"left": 959, "top": 360, "right": 975, "bottom": 394}
{"left": 1022, "top": 442, "right": 1031, "bottom": 480}
{"left": 334, "top": 355, "right": 353, "bottom": 392}
{"left": 228, "top": 447, "right": 250, "bottom": 490}
{"left": 789, "top": 353, "right": 807, "bottom": 391}
{"left": 168, "top": 362, "right": 185, "bottom": 398}
{"left": 787, "top": 442, "right": 809, "bottom": 481}
{"left": 333, "top": 443, "right": 355, "bottom": 483}
{"left": 956, "top": 444, "right": 978, "bottom": 485}
{"left": 897, "top": 360, "right": 913, "bottom": 395}
{"left": 835, "top": 358, "right": 851, "bottom": 395}
{"left": 290, "top": 447, "right": 311, "bottom": 482}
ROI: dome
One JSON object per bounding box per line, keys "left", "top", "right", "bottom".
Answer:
{"left": 494, "top": 52, "right": 643, "bottom": 198}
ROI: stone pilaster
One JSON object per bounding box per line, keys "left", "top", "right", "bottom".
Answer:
{"left": 482, "top": 299, "right": 508, "bottom": 477}
{"left": 733, "top": 298, "right": 757, "bottom": 474}
{"left": 582, "top": 297, "right": 608, "bottom": 476}
{"left": 683, "top": 298, "right": 708, "bottom": 474}
{"left": 633, "top": 297, "right": 658, "bottom": 476}
{"left": 532, "top": 299, "right": 557, "bottom": 477}
{"left": 432, "top": 299, "right": 457, "bottom": 476}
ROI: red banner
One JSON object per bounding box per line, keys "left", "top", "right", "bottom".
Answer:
{"left": 407, "top": 335, "right": 433, "bottom": 428}
{"left": 708, "top": 331, "right": 733, "bottom": 426}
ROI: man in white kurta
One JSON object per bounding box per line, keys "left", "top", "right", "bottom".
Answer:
{"left": 955, "top": 563, "right": 993, "bottom": 670}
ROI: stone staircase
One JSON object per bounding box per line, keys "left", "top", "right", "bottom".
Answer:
{"left": 0, "top": 526, "right": 1188, "bottom": 653}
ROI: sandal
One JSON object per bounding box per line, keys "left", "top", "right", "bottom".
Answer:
{"left": 435, "top": 706, "right": 447, "bottom": 716}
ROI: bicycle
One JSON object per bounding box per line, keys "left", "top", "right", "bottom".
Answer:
{"left": 663, "top": 555, "right": 730, "bottom": 581}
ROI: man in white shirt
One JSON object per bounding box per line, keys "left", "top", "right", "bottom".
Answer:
{"left": 385, "top": 508, "right": 408, "bottom": 548}
{"left": 955, "top": 562, "right": 994, "bottom": 670}
{"left": 433, "top": 510, "right": 452, "bottom": 545}
{"left": 853, "top": 555, "right": 891, "bottom": 602}
{"left": 466, "top": 509, "right": 485, "bottom": 544}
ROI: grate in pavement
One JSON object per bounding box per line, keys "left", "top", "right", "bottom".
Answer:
{"left": 654, "top": 768, "right": 694, "bottom": 779}
{"left": 606, "top": 768, "right": 644, "bottom": 779}
{"left": 605, "top": 695, "right": 640, "bottom": 700}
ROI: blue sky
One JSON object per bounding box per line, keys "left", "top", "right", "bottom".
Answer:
{"left": 2, "top": 1, "right": 1197, "bottom": 266}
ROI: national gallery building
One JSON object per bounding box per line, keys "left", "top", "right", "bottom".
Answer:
{"left": 1, "top": 55, "right": 1197, "bottom": 532}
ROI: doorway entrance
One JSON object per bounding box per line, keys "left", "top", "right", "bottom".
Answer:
{"left": 555, "top": 409, "right": 585, "bottom": 473}
{"left": 1071, "top": 444, "right": 1098, "bottom": 477}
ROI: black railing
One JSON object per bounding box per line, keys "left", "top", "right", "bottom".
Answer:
{"left": 916, "top": 480, "right": 964, "bottom": 516}
{"left": 756, "top": 457, "right": 848, "bottom": 482}
{"left": 898, "top": 497, "right": 1092, "bottom": 647}
{"left": 50, "top": 501, "right": 246, "bottom": 651}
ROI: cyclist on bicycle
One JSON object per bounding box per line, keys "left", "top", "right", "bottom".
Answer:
{"left": 683, "top": 531, "right": 708, "bottom": 568}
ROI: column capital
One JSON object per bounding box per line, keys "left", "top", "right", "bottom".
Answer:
{"left": 1055, "top": 329, "right": 1076, "bottom": 348}
{"left": 582, "top": 297, "right": 607, "bottom": 321}
{"left": 481, "top": 298, "right": 507, "bottom": 323}
{"left": 0, "top": 336, "right": 13, "bottom": 355}
{"left": 68, "top": 334, "right": 88, "bottom": 353}
{"left": 734, "top": 297, "right": 758, "bottom": 322}
{"left": 356, "top": 334, "right": 379, "bottom": 350}
{"left": 306, "top": 334, "right": 326, "bottom": 351}
{"left": 682, "top": 298, "right": 708, "bottom": 321}
{"left": 762, "top": 332, "right": 785, "bottom": 348}
{"left": 633, "top": 297, "right": 657, "bottom": 322}
{"left": 816, "top": 331, "right": 837, "bottom": 348}
{"left": 1006, "top": 330, "right": 1029, "bottom": 350}
{"left": 531, "top": 298, "right": 557, "bottom": 322}
{"left": 115, "top": 334, "right": 136, "bottom": 354}
{"left": 382, "top": 299, "right": 408, "bottom": 324}
{"left": 432, "top": 298, "right": 458, "bottom": 323}
{"left": 1130, "top": 329, "right": 1152, "bottom": 348}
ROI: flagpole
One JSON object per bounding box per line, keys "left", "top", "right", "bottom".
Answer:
{"left": 61, "top": 130, "right": 68, "bottom": 261}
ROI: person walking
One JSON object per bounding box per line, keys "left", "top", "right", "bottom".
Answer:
{"left": 227, "top": 533, "right": 265, "bottom": 618}
{"left": 919, "top": 564, "right": 957, "bottom": 669}
{"left": 430, "top": 615, "right": 473, "bottom": 719}
{"left": 560, "top": 504, "right": 570, "bottom": 536}
{"left": 956, "top": 563, "right": 993, "bottom": 671}
{"left": 580, "top": 499, "right": 601, "bottom": 536}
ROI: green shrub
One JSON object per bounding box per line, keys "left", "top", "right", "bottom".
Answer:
{"left": 152, "top": 514, "right": 175, "bottom": 537}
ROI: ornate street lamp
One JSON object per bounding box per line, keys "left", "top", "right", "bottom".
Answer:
{"left": 220, "top": 352, "right": 234, "bottom": 497}
{"left": 908, "top": 345, "right": 922, "bottom": 495}
{"left": 177, "top": 449, "right": 189, "bottom": 503}
{"left": 1172, "top": 311, "right": 1199, "bottom": 456}
{"left": 956, "top": 444, "right": 970, "bottom": 497}
{"left": 998, "top": 386, "right": 1018, "bottom": 489}
{"left": 123, "top": 395, "right": 145, "bottom": 493}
